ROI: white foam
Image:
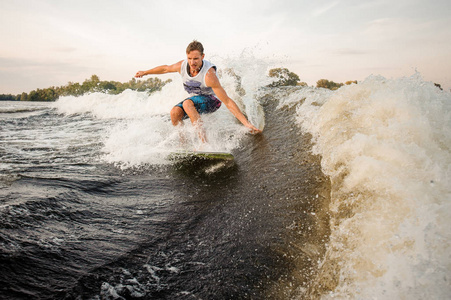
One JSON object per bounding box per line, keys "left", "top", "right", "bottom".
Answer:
{"left": 290, "top": 74, "right": 451, "bottom": 298}
{"left": 52, "top": 78, "right": 184, "bottom": 120}
{"left": 212, "top": 50, "right": 272, "bottom": 130}
{"left": 53, "top": 55, "right": 268, "bottom": 168}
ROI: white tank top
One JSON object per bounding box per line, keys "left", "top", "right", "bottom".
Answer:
{"left": 180, "top": 59, "right": 216, "bottom": 96}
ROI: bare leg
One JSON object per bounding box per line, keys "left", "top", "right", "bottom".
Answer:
{"left": 170, "top": 106, "right": 185, "bottom": 126}
{"left": 182, "top": 100, "right": 207, "bottom": 143}
{"left": 170, "top": 106, "right": 187, "bottom": 146}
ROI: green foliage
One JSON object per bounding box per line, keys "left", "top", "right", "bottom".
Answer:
{"left": 1, "top": 75, "right": 171, "bottom": 102}
{"left": 316, "top": 79, "right": 344, "bottom": 90}
{"left": 268, "top": 68, "right": 300, "bottom": 87}
{"left": 20, "top": 92, "right": 28, "bottom": 101}
{"left": 0, "top": 94, "right": 16, "bottom": 101}
{"left": 316, "top": 79, "right": 358, "bottom": 90}
{"left": 27, "top": 88, "right": 57, "bottom": 101}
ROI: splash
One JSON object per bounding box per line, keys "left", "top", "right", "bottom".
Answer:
{"left": 285, "top": 74, "right": 451, "bottom": 299}
{"left": 212, "top": 49, "right": 273, "bottom": 131}
{"left": 53, "top": 54, "right": 269, "bottom": 168}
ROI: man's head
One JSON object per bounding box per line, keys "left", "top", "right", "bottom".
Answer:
{"left": 186, "top": 40, "right": 205, "bottom": 71}
{"left": 186, "top": 40, "right": 204, "bottom": 55}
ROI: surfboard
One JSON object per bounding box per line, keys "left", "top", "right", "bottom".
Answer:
{"left": 168, "top": 151, "right": 234, "bottom": 162}
{"left": 168, "top": 151, "right": 235, "bottom": 175}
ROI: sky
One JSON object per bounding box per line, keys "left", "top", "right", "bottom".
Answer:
{"left": 1, "top": 0, "right": 451, "bottom": 94}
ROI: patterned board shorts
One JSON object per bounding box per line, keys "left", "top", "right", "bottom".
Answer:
{"left": 175, "top": 95, "right": 222, "bottom": 118}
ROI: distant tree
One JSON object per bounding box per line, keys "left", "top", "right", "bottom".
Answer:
{"left": 316, "top": 79, "right": 344, "bottom": 90}
{"left": 81, "top": 75, "right": 100, "bottom": 93}
{"left": 45, "top": 88, "right": 57, "bottom": 101}
{"left": 118, "top": 77, "right": 170, "bottom": 94}
{"left": 28, "top": 90, "right": 39, "bottom": 101}
{"left": 0, "top": 94, "right": 15, "bottom": 100}
{"left": 20, "top": 92, "right": 28, "bottom": 101}
{"left": 345, "top": 80, "right": 358, "bottom": 85}
{"left": 99, "top": 81, "right": 117, "bottom": 92}
{"left": 90, "top": 74, "right": 100, "bottom": 82}
{"left": 268, "top": 68, "right": 300, "bottom": 87}
{"left": 62, "top": 82, "right": 83, "bottom": 96}
{"left": 9, "top": 74, "right": 171, "bottom": 101}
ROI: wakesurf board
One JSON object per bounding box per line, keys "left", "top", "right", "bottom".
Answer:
{"left": 168, "top": 151, "right": 235, "bottom": 174}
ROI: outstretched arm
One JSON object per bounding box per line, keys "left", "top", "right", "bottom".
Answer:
{"left": 205, "top": 69, "right": 262, "bottom": 134}
{"left": 135, "top": 60, "right": 183, "bottom": 78}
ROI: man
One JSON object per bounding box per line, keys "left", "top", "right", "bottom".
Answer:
{"left": 135, "top": 40, "right": 261, "bottom": 143}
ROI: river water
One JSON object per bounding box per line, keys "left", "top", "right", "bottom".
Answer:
{"left": 1, "top": 68, "right": 450, "bottom": 299}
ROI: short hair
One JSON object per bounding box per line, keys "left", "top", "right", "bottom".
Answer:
{"left": 186, "top": 40, "right": 204, "bottom": 55}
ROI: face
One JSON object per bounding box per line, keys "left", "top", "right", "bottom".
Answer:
{"left": 187, "top": 50, "right": 204, "bottom": 71}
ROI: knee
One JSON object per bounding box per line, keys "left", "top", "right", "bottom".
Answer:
{"left": 182, "top": 100, "right": 195, "bottom": 111}
{"left": 170, "top": 107, "right": 184, "bottom": 125}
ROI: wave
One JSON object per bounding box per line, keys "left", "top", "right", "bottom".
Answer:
{"left": 280, "top": 73, "right": 451, "bottom": 299}
{"left": 0, "top": 102, "right": 48, "bottom": 120}
{"left": 0, "top": 107, "right": 44, "bottom": 114}
{"left": 53, "top": 55, "right": 268, "bottom": 168}
{"left": 52, "top": 57, "right": 451, "bottom": 298}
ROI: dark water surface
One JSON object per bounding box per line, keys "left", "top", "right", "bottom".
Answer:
{"left": 1, "top": 98, "right": 330, "bottom": 299}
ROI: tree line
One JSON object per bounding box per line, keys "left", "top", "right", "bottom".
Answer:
{"left": 0, "top": 75, "right": 171, "bottom": 102}
{"left": 268, "top": 69, "right": 443, "bottom": 90}
{"left": 316, "top": 79, "right": 358, "bottom": 90}
{"left": 1, "top": 68, "right": 364, "bottom": 102}
{"left": 267, "top": 68, "right": 357, "bottom": 89}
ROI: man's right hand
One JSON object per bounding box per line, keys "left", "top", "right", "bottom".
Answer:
{"left": 135, "top": 71, "right": 145, "bottom": 78}
{"left": 247, "top": 124, "right": 262, "bottom": 135}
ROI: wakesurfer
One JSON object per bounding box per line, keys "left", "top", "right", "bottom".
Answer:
{"left": 135, "top": 40, "right": 261, "bottom": 142}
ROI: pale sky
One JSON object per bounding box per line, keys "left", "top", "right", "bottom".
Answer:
{"left": 1, "top": 0, "right": 450, "bottom": 94}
